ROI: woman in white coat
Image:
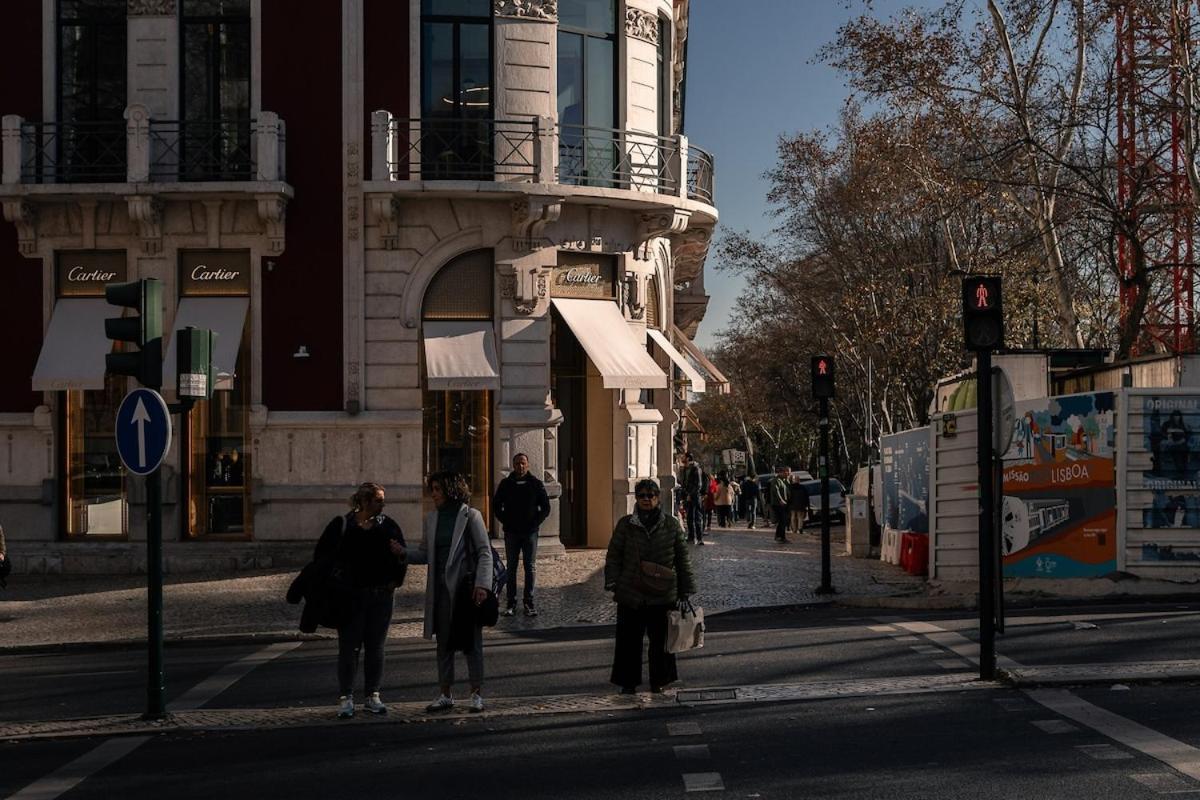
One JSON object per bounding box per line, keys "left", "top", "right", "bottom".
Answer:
{"left": 404, "top": 471, "right": 492, "bottom": 713}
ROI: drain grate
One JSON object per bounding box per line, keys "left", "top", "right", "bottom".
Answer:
{"left": 677, "top": 689, "right": 738, "bottom": 703}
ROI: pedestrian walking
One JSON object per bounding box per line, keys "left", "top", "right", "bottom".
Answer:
{"left": 492, "top": 453, "right": 551, "bottom": 617}
{"left": 680, "top": 452, "right": 705, "bottom": 544}
{"left": 313, "top": 482, "right": 408, "bottom": 719}
{"left": 714, "top": 472, "right": 734, "bottom": 527}
{"left": 769, "top": 466, "right": 791, "bottom": 542}
{"left": 740, "top": 474, "right": 760, "bottom": 529}
{"left": 788, "top": 474, "right": 810, "bottom": 536}
{"left": 703, "top": 474, "right": 717, "bottom": 531}
{"left": 405, "top": 471, "right": 493, "bottom": 714}
{"left": 604, "top": 478, "right": 697, "bottom": 694}
{"left": 730, "top": 477, "right": 742, "bottom": 523}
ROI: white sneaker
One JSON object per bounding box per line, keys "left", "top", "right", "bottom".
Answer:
{"left": 469, "top": 692, "right": 485, "bottom": 713}
{"left": 364, "top": 692, "right": 387, "bottom": 715}
{"left": 337, "top": 695, "right": 354, "bottom": 719}
{"left": 425, "top": 694, "right": 455, "bottom": 712}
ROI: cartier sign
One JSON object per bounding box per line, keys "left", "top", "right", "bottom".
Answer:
{"left": 551, "top": 253, "right": 615, "bottom": 299}
{"left": 180, "top": 250, "right": 251, "bottom": 296}
{"left": 56, "top": 251, "right": 127, "bottom": 297}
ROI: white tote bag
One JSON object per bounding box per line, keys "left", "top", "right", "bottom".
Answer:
{"left": 666, "top": 600, "right": 705, "bottom": 654}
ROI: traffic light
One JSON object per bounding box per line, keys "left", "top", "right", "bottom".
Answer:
{"left": 104, "top": 278, "right": 163, "bottom": 389}
{"left": 811, "top": 355, "right": 835, "bottom": 398}
{"left": 176, "top": 326, "right": 214, "bottom": 400}
{"left": 963, "top": 275, "right": 1003, "bottom": 350}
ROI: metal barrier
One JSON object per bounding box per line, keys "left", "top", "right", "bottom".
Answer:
{"left": 20, "top": 120, "right": 126, "bottom": 183}
{"left": 387, "top": 118, "right": 537, "bottom": 181}
{"left": 150, "top": 119, "right": 255, "bottom": 182}
{"left": 687, "top": 145, "right": 715, "bottom": 204}
{"left": 557, "top": 124, "right": 680, "bottom": 193}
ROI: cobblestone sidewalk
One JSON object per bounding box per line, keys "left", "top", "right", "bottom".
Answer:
{"left": 0, "top": 524, "right": 926, "bottom": 649}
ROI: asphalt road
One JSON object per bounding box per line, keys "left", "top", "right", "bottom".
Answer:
{"left": 7, "top": 602, "right": 1200, "bottom": 799}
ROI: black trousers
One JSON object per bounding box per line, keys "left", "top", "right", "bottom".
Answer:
{"left": 773, "top": 505, "right": 789, "bottom": 540}
{"left": 337, "top": 587, "right": 395, "bottom": 696}
{"left": 610, "top": 603, "right": 679, "bottom": 690}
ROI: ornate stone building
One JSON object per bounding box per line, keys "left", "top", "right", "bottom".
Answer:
{"left": 0, "top": 0, "right": 723, "bottom": 572}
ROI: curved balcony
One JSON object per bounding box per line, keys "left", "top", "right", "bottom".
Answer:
{"left": 368, "top": 113, "right": 717, "bottom": 221}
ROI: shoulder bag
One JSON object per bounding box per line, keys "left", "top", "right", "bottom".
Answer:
{"left": 630, "top": 535, "right": 676, "bottom": 597}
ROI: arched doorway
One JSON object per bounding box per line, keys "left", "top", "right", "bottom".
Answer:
{"left": 420, "top": 249, "right": 497, "bottom": 520}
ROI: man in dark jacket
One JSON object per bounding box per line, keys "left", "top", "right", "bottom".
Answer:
{"left": 680, "top": 452, "right": 705, "bottom": 545}
{"left": 492, "top": 453, "right": 551, "bottom": 616}
{"left": 740, "top": 475, "right": 760, "bottom": 529}
{"left": 769, "top": 466, "right": 791, "bottom": 543}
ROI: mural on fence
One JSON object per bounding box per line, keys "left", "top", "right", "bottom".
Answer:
{"left": 1139, "top": 397, "right": 1200, "bottom": 561}
{"left": 1000, "top": 392, "right": 1117, "bottom": 578}
{"left": 880, "top": 427, "right": 929, "bottom": 534}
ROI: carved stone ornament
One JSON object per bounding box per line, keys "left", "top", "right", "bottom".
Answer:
{"left": 1, "top": 200, "right": 37, "bottom": 255}
{"left": 368, "top": 195, "right": 401, "bottom": 250}
{"left": 127, "top": 0, "right": 176, "bottom": 15}
{"left": 126, "top": 195, "right": 163, "bottom": 256}
{"left": 494, "top": 0, "right": 557, "bottom": 20}
{"left": 636, "top": 208, "right": 690, "bottom": 260}
{"left": 512, "top": 195, "right": 563, "bottom": 245}
{"left": 501, "top": 266, "right": 547, "bottom": 315}
{"left": 256, "top": 194, "right": 289, "bottom": 254}
{"left": 625, "top": 7, "right": 659, "bottom": 45}
{"left": 625, "top": 274, "right": 646, "bottom": 320}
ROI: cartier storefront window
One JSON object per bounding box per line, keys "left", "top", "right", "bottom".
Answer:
{"left": 176, "top": 251, "right": 252, "bottom": 538}
{"left": 53, "top": 252, "right": 129, "bottom": 537}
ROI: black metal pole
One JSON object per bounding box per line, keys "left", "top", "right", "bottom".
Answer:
{"left": 817, "top": 396, "right": 834, "bottom": 594}
{"left": 976, "top": 350, "right": 996, "bottom": 680}
{"left": 145, "top": 466, "right": 165, "bottom": 719}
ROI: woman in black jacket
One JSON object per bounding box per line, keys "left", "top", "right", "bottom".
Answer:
{"left": 313, "top": 482, "right": 407, "bottom": 719}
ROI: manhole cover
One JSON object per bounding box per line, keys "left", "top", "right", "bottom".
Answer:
{"left": 677, "top": 689, "right": 738, "bottom": 703}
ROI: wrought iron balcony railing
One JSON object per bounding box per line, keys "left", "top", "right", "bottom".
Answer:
{"left": 369, "top": 111, "right": 715, "bottom": 206}
{"left": 386, "top": 117, "right": 538, "bottom": 181}
{"left": 687, "top": 145, "right": 715, "bottom": 205}
{"left": 19, "top": 120, "right": 126, "bottom": 183}
{"left": 149, "top": 119, "right": 257, "bottom": 182}
{"left": 1, "top": 107, "right": 286, "bottom": 185}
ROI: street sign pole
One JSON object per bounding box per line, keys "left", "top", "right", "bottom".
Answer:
{"left": 146, "top": 466, "right": 165, "bottom": 719}
{"left": 977, "top": 349, "right": 997, "bottom": 681}
{"left": 817, "top": 396, "right": 834, "bottom": 595}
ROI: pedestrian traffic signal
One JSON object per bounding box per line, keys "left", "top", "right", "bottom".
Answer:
{"left": 811, "top": 355, "right": 835, "bottom": 398}
{"left": 104, "top": 278, "right": 163, "bottom": 389}
{"left": 962, "top": 275, "right": 1003, "bottom": 350}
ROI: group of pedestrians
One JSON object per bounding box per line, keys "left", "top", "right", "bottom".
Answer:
{"left": 677, "top": 456, "right": 811, "bottom": 544}
{"left": 291, "top": 455, "right": 697, "bottom": 719}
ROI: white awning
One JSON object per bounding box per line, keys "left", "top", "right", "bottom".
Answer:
{"left": 32, "top": 298, "right": 113, "bottom": 391}
{"left": 646, "top": 328, "right": 706, "bottom": 393}
{"left": 552, "top": 298, "right": 667, "bottom": 389}
{"left": 423, "top": 320, "right": 501, "bottom": 390}
{"left": 163, "top": 297, "right": 249, "bottom": 392}
{"left": 672, "top": 324, "right": 730, "bottom": 394}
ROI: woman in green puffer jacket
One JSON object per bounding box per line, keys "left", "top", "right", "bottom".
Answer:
{"left": 604, "top": 478, "right": 697, "bottom": 694}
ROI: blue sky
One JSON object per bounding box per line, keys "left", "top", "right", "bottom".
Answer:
{"left": 686, "top": 0, "right": 915, "bottom": 347}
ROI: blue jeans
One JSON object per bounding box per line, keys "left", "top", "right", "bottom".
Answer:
{"left": 504, "top": 532, "right": 538, "bottom": 606}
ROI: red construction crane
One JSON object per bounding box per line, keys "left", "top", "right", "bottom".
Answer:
{"left": 1115, "top": 0, "right": 1198, "bottom": 353}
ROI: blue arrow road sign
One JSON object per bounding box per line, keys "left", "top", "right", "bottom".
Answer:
{"left": 115, "top": 388, "right": 172, "bottom": 475}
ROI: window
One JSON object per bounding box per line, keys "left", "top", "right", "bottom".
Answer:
{"left": 180, "top": 0, "right": 252, "bottom": 180}
{"left": 421, "top": 250, "right": 495, "bottom": 519}
{"left": 646, "top": 277, "right": 660, "bottom": 329}
{"left": 421, "top": 0, "right": 492, "bottom": 178}
{"left": 63, "top": 380, "right": 128, "bottom": 537}
{"left": 56, "top": 0, "right": 127, "bottom": 181}
{"left": 658, "top": 16, "right": 671, "bottom": 138}
{"left": 557, "top": 0, "right": 617, "bottom": 185}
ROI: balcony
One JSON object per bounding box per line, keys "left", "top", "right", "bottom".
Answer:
{"left": 368, "top": 112, "right": 717, "bottom": 220}
{"left": 1, "top": 105, "right": 291, "bottom": 255}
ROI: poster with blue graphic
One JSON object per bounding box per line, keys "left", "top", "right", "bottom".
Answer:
{"left": 1140, "top": 395, "right": 1200, "bottom": 532}
{"left": 880, "top": 427, "right": 929, "bottom": 534}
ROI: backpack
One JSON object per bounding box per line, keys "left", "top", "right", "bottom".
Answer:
{"left": 467, "top": 534, "right": 508, "bottom": 597}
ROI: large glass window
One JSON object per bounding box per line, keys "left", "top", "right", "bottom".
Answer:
{"left": 56, "top": 0, "right": 127, "bottom": 181}
{"left": 180, "top": 0, "right": 252, "bottom": 180}
{"left": 557, "top": 0, "right": 617, "bottom": 185}
{"left": 420, "top": 0, "right": 492, "bottom": 178}
{"left": 185, "top": 320, "right": 251, "bottom": 538}
{"left": 63, "top": 380, "right": 128, "bottom": 537}
{"left": 421, "top": 250, "right": 494, "bottom": 519}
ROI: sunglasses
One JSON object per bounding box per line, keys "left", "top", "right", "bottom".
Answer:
{"left": 635, "top": 493, "right": 659, "bottom": 500}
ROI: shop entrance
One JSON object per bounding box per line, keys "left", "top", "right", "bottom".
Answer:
{"left": 552, "top": 309, "right": 587, "bottom": 547}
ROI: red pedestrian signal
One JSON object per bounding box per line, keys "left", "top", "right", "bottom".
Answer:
{"left": 962, "top": 275, "right": 1003, "bottom": 350}
{"left": 811, "top": 355, "right": 835, "bottom": 398}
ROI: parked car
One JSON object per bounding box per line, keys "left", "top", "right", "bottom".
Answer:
{"left": 799, "top": 478, "right": 847, "bottom": 526}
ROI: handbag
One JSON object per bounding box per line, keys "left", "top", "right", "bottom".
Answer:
{"left": 630, "top": 537, "right": 676, "bottom": 597}
{"left": 665, "top": 599, "right": 705, "bottom": 654}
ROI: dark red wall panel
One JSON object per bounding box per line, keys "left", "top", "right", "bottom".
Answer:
{"left": 0, "top": 0, "right": 43, "bottom": 412}
{"left": 261, "top": 0, "right": 343, "bottom": 410}
{"left": 364, "top": 0, "right": 410, "bottom": 178}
